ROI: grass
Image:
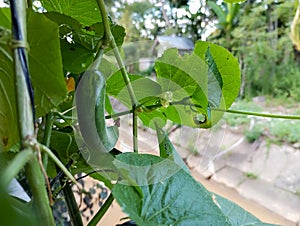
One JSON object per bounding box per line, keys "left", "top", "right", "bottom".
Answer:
{"left": 269, "top": 120, "right": 300, "bottom": 144}
{"left": 245, "top": 172, "right": 259, "bottom": 180}
{"left": 264, "top": 95, "right": 297, "bottom": 108}
{"left": 222, "top": 99, "right": 300, "bottom": 146}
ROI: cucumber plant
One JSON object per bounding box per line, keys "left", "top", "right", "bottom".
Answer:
{"left": 0, "top": 0, "right": 295, "bottom": 225}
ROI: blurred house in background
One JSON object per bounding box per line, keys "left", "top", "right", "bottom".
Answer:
{"left": 151, "top": 35, "right": 194, "bottom": 57}
{"left": 139, "top": 35, "right": 194, "bottom": 72}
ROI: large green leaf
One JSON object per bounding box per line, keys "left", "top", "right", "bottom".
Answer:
{"left": 44, "top": 12, "right": 101, "bottom": 73}
{"left": 0, "top": 10, "right": 67, "bottom": 150}
{"left": 152, "top": 41, "right": 240, "bottom": 128}
{"left": 113, "top": 153, "right": 231, "bottom": 225}
{"left": 27, "top": 11, "right": 67, "bottom": 116}
{"left": 44, "top": 11, "right": 125, "bottom": 73}
{"left": 60, "top": 39, "right": 95, "bottom": 73}
{"left": 153, "top": 41, "right": 240, "bottom": 128}
{"left": 193, "top": 41, "right": 240, "bottom": 126}
{"left": 0, "top": 26, "right": 18, "bottom": 151}
{"left": 215, "top": 194, "right": 277, "bottom": 226}
{"left": 194, "top": 41, "right": 240, "bottom": 108}
{"left": 0, "top": 8, "right": 11, "bottom": 29}
{"left": 0, "top": 189, "right": 38, "bottom": 226}
{"left": 40, "top": 0, "right": 102, "bottom": 26}
{"left": 154, "top": 48, "right": 210, "bottom": 128}
{"left": 112, "top": 153, "right": 276, "bottom": 225}
{"left": 155, "top": 48, "right": 208, "bottom": 106}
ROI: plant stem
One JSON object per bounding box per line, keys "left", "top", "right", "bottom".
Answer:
{"left": 91, "top": 48, "right": 104, "bottom": 70}
{"left": 25, "top": 157, "right": 55, "bottom": 225}
{"left": 60, "top": 177, "right": 83, "bottom": 226}
{"left": 106, "top": 109, "right": 133, "bottom": 119}
{"left": 42, "top": 113, "right": 54, "bottom": 168}
{"left": 96, "top": 0, "right": 140, "bottom": 152}
{"left": 105, "top": 102, "right": 300, "bottom": 121}
{"left": 87, "top": 193, "right": 114, "bottom": 226}
{"left": 212, "top": 108, "right": 300, "bottom": 120}
{"left": 39, "top": 144, "right": 78, "bottom": 185}
{"left": 10, "top": 0, "right": 54, "bottom": 225}
{"left": 133, "top": 108, "right": 138, "bottom": 152}
{"left": 96, "top": 0, "right": 138, "bottom": 106}
{"left": 10, "top": 1, "right": 34, "bottom": 139}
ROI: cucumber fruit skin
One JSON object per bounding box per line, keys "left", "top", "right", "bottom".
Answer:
{"left": 76, "top": 69, "right": 118, "bottom": 153}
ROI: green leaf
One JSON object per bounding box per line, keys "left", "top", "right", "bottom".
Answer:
{"left": 106, "top": 71, "right": 165, "bottom": 127}
{"left": 113, "top": 153, "right": 231, "bottom": 225}
{"left": 76, "top": 69, "right": 118, "bottom": 153}
{"left": 0, "top": 10, "right": 67, "bottom": 150}
{"left": 214, "top": 194, "right": 278, "bottom": 226}
{"left": 194, "top": 41, "right": 241, "bottom": 124}
{"left": 44, "top": 12, "right": 104, "bottom": 73}
{"left": 155, "top": 48, "right": 207, "bottom": 106}
{"left": 138, "top": 110, "right": 167, "bottom": 128}
{"left": 154, "top": 48, "right": 210, "bottom": 128}
{"left": 0, "top": 8, "right": 11, "bottom": 29}
{"left": 110, "top": 23, "right": 126, "bottom": 48}
{"left": 60, "top": 39, "right": 94, "bottom": 73}
{"left": 44, "top": 12, "right": 82, "bottom": 33}
{"left": 0, "top": 191, "right": 38, "bottom": 226}
{"left": 43, "top": 130, "right": 79, "bottom": 177}
{"left": 155, "top": 125, "right": 189, "bottom": 173}
{"left": 40, "top": 0, "right": 102, "bottom": 26}
{"left": 152, "top": 42, "right": 240, "bottom": 128}
{"left": 27, "top": 10, "right": 67, "bottom": 116}
{"left": 0, "top": 27, "right": 19, "bottom": 151}
{"left": 107, "top": 72, "right": 162, "bottom": 105}
{"left": 0, "top": 151, "right": 17, "bottom": 172}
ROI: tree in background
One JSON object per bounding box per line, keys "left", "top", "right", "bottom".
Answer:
{"left": 115, "top": 0, "right": 214, "bottom": 41}
{"left": 209, "top": 0, "right": 300, "bottom": 100}
{"left": 290, "top": 0, "right": 300, "bottom": 64}
{"left": 108, "top": 0, "right": 300, "bottom": 100}
{"left": 207, "top": 1, "right": 240, "bottom": 50}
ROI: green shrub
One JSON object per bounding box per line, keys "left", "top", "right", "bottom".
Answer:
{"left": 269, "top": 120, "right": 300, "bottom": 144}
{"left": 244, "top": 124, "right": 264, "bottom": 143}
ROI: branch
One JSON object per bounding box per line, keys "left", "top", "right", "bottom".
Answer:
{"left": 96, "top": 0, "right": 138, "bottom": 107}
{"left": 10, "top": 0, "right": 54, "bottom": 225}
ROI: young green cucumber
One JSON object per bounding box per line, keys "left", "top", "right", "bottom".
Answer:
{"left": 76, "top": 69, "right": 118, "bottom": 153}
